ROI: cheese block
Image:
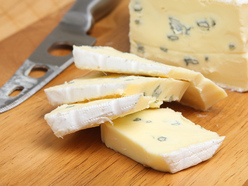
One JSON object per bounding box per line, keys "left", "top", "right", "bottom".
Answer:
{"left": 134, "top": 46, "right": 248, "bottom": 92}
{"left": 44, "top": 74, "right": 189, "bottom": 106}
{"left": 73, "top": 45, "right": 227, "bottom": 110}
{"left": 129, "top": 0, "right": 248, "bottom": 92}
{"left": 44, "top": 94, "right": 161, "bottom": 138}
{"left": 101, "top": 108, "right": 225, "bottom": 173}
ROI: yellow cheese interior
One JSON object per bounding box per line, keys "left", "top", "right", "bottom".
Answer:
{"left": 101, "top": 108, "right": 224, "bottom": 172}
{"left": 129, "top": 0, "right": 248, "bottom": 91}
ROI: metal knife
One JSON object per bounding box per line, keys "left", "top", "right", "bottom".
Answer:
{"left": 0, "top": 0, "right": 119, "bottom": 113}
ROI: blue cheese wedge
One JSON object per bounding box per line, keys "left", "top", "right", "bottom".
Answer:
{"left": 44, "top": 74, "right": 189, "bottom": 106}
{"left": 101, "top": 108, "right": 225, "bottom": 173}
{"left": 73, "top": 45, "right": 227, "bottom": 110}
{"left": 44, "top": 94, "right": 161, "bottom": 138}
{"left": 129, "top": 0, "right": 248, "bottom": 92}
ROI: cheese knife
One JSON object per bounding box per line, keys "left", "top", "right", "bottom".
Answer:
{"left": 0, "top": 0, "right": 119, "bottom": 113}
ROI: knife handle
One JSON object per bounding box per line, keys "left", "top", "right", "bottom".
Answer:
{"left": 61, "top": 0, "right": 120, "bottom": 33}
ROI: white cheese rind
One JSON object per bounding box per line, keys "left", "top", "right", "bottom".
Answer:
{"left": 44, "top": 94, "right": 160, "bottom": 138}
{"left": 44, "top": 74, "right": 189, "bottom": 106}
{"left": 101, "top": 108, "right": 225, "bottom": 173}
{"left": 73, "top": 45, "right": 227, "bottom": 110}
{"left": 129, "top": 0, "right": 248, "bottom": 92}
{"left": 198, "top": 0, "right": 248, "bottom": 5}
{"left": 162, "top": 138, "right": 224, "bottom": 173}
{"left": 73, "top": 46, "right": 173, "bottom": 76}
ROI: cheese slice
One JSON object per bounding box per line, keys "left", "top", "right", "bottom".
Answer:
{"left": 101, "top": 108, "right": 225, "bottom": 173}
{"left": 44, "top": 94, "right": 161, "bottom": 138}
{"left": 73, "top": 45, "right": 227, "bottom": 110}
{"left": 44, "top": 74, "right": 189, "bottom": 106}
{"left": 129, "top": 0, "right": 248, "bottom": 92}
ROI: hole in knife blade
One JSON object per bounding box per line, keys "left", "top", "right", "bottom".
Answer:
{"left": 8, "top": 86, "right": 24, "bottom": 97}
{"left": 28, "top": 66, "right": 48, "bottom": 78}
{"left": 48, "top": 42, "right": 73, "bottom": 56}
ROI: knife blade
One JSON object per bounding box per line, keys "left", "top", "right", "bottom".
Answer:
{"left": 0, "top": 0, "right": 119, "bottom": 113}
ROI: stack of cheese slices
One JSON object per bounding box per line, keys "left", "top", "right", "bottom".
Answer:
{"left": 44, "top": 46, "right": 226, "bottom": 173}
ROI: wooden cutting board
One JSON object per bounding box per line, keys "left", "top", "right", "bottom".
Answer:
{"left": 1, "top": 0, "right": 248, "bottom": 185}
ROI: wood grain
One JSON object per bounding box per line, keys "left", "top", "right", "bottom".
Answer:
{"left": 0, "top": 0, "right": 74, "bottom": 42}
{"left": 1, "top": 0, "right": 248, "bottom": 185}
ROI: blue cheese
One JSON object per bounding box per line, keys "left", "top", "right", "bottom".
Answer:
{"left": 73, "top": 45, "right": 227, "bottom": 110}
{"left": 137, "top": 46, "right": 248, "bottom": 92}
{"left": 44, "top": 94, "right": 161, "bottom": 138}
{"left": 44, "top": 74, "right": 189, "bottom": 106}
{"left": 101, "top": 108, "right": 225, "bottom": 173}
{"left": 129, "top": 0, "right": 248, "bottom": 92}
